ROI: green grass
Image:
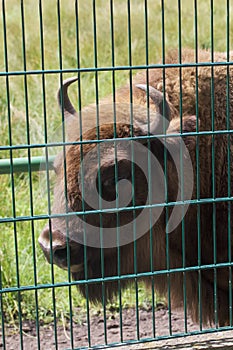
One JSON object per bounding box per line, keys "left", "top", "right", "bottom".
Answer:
{"left": 0, "top": 0, "right": 232, "bottom": 325}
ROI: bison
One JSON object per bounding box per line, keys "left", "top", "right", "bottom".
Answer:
{"left": 39, "top": 49, "right": 233, "bottom": 326}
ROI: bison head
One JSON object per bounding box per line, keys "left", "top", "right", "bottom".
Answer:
{"left": 38, "top": 77, "right": 196, "bottom": 301}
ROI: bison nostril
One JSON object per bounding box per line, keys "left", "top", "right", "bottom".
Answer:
{"left": 53, "top": 247, "right": 68, "bottom": 263}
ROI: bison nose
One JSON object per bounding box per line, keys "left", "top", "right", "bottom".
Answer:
{"left": 38, "top": 225, "right": 68, "bottom": 266}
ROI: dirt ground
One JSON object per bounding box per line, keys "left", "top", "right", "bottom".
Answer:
{"left": 1, "top": 306, "right": 220, "bottom": 350}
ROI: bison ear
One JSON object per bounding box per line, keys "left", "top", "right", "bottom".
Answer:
{"left": 181, "top": 115, "right": 199, "bottom": 133}
{"left": 181, "top": 115, "right": 200, "bottom": 150}
{"left": 169, "top": 115, "right": 200, "bottom": 150}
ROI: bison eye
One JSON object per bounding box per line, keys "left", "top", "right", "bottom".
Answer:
{"left": 103, "top": 177, "right": 115, "bottom": 188}
{"left": 101, "top": 177, "right": 118, "bottom": 199}
{"left": 95, "top": 176, "right": 116, "bottom": 201}
{"left": 102, "top": 175, "right": 127, "bottom": 190}
{"left": 97, "top": 163, "right": 132, "bottom": 201}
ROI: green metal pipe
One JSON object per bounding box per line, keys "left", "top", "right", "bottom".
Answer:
{"left": 0, "top": 156, "right": 56, "bottom": 174}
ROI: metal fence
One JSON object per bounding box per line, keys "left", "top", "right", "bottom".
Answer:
{"left": 0, "top": 1, "right": 233, "bottom": 349}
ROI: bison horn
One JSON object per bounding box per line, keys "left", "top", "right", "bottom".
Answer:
{"left": 136, "top": 84, "right": 171, "bottom": 134}
{"left": 57, "top": 76, "right": 79, "bottom": 119}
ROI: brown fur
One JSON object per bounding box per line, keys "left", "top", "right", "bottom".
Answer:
{"left": 39, "top": 49, "right": 233, "bottom": 326}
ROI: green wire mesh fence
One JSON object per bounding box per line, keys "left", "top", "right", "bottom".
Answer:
{"left": 0, "top": 1, "right": 233, "bottom": 349}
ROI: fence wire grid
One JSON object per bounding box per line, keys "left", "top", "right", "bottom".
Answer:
{"left": 0, "top": 1, "right": 233, "bottom": 350}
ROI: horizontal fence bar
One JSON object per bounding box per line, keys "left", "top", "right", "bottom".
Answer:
{"left": 0, "top": 156, "right": 56, "bottom": 174}
{"left": 1, "top": 195, "right": 233, "bottom": 224}
{"left": 1, "top": 129, "right": 233, "bottom": 152}
{"left": 1, "top": 261, "right": 233, "bottom": 294}
{"left": 0, "top": 60, "right": 233, "bottom": 77}
{"left": 42, "top": 327, "right": 233, "bottom": 350}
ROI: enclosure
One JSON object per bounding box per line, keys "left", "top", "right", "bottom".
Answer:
{"left": 0, "top": 1, "right": 233, "bottom": 349}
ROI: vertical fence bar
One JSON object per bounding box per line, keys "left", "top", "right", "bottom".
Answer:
{"left": 177, "top": 0, "right": 188, "bottom": 334}
{"left": 38, "top": 1, "right": 50, "bottom": 347}
{"left": 161, "top": 0, "right": 172, "bottom": 336}
{"left": 38, "top": 0, "right": 59, "bottom": 347}
{"left": 226, "top": 0, "right": 232, "bottom": 327}
{"left": 194, "top": 0, "right": 203, "bottom": 331}
{"left": 210, "top": 0, "right": 218, "bottom": 327}
{"left": 109, "top": 0, "right": 124, "bottom": 343}
{"left": 92, "top": 0, "right": 108, "bottom": 345}
{"left": 1, "top": 2, "right": 7, "bottom": 348}
{"left": 144, "top": 0, "right": 156, "bottom": 339}
{"left": 75, "top": 1, "right": 92, "bottom": 347}
{"left": 3, "top": 0, "right": 24, "bottom": 348}
{"left": 57, "top": 1, "right": 75, "bottom": 348}
{"left": 126, "top": 0, "right": 140, "bottom": 341}
{"left": 20, "top": 1, "right": 41, "bottom": 348}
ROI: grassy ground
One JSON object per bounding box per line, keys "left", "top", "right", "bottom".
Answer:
{"left": 0, "top": 0, "right": 232, "bottom": 325}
